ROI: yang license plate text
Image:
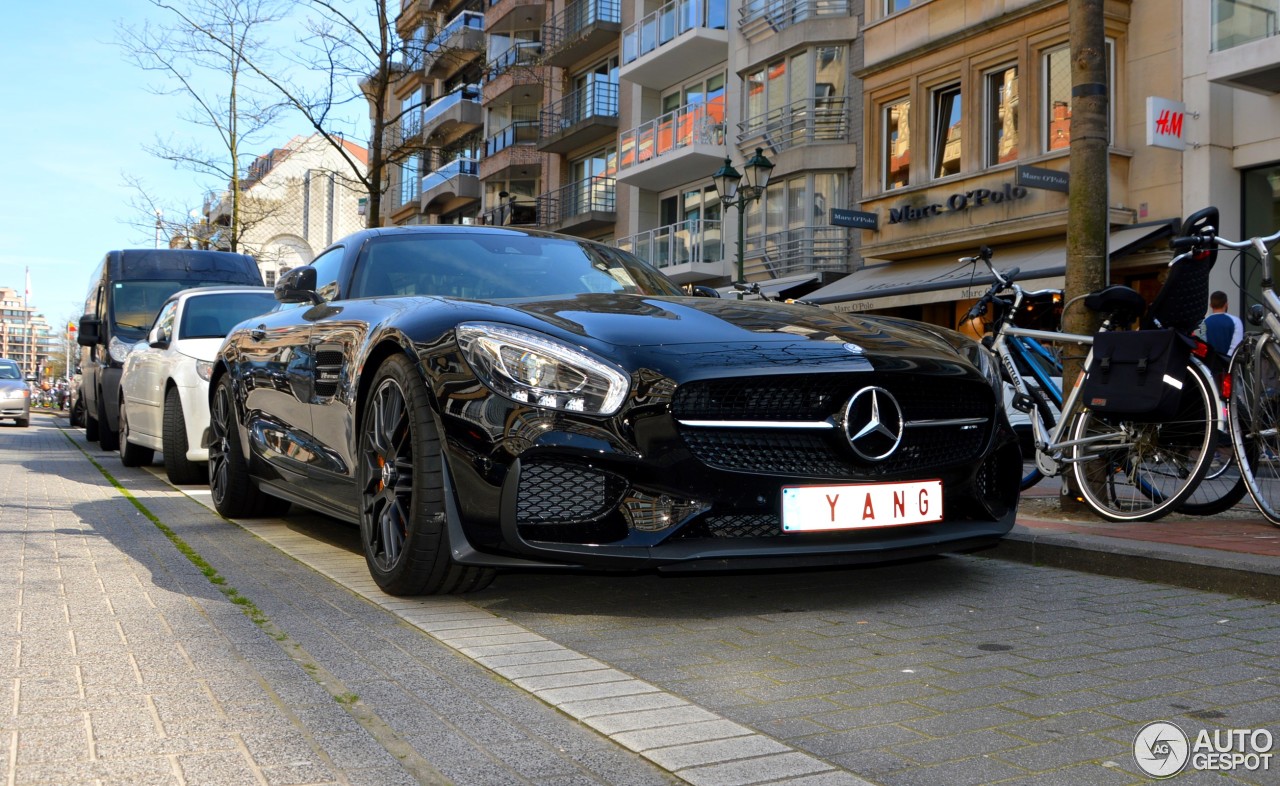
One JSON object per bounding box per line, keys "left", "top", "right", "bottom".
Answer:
{"left": 781, "top": 480, "right": 943, "bottom": 532}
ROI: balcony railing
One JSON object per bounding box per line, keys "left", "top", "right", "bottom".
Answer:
{"left": 622, "top": 0, "right": 727, "bottom": 64}
{"left": 737, "top": 96, "right": 848, "bottom": 152}
{"left": 744, "top": 226, "right": 849, "bottom": 278}
{"left": 738, "top": 0, "right": 849, "bottom": 36}
{"left": 538, "top": 177, "right": 616, "bottom": 224}
{"left": 425, "top": 10, "right": 484, "bottom": 55}
{"left": 401, "top": 111, "right": 423, "bottom": 142}
{"left": 544, "top": 0, "right": 621, "bottom": 49}
{"left": 619, "top": 99, "right": 725, "bottom": 171}
{"left": 485, "top": 40, "right": 542, "bottom": 80}
{"left": 541, "top": 82, "right": 618, "bottom": 136}
{"left": 485, "top": 120, "right": 540, "bottom": 156}
{"left": 617, "top": 219, "right": 723, "bottom": 270}
{"left": 1212, "top": 0, "right": 1279, "bottom": 51}
{"left": 421, "top": 157, "right": 479, "bottom": 193}
{"left": 422, "top": 84, "right": 481, "bottom": 128}
{"left": 479, "top": 200, "right": 539, "bottom": 225}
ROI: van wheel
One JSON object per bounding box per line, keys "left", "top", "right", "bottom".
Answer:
{"left": 97, "top": 395, "right": 119, "bottom": 452}
{"left": 85, "top": 397, "right": 99, "bottom": 441}
{"left": 119, "top": 397, "right": 154, "bottom": 467}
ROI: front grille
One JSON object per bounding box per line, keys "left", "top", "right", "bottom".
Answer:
{"left": 516, "top": 461, "right": 626, "bottom": 524}
{"left": 699, "top": 513, "right": 781, "bottom": 539}
{"left": 674, "top": 375, "right": 993, "bottom": 477}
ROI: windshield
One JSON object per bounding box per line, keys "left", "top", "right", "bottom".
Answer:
{"left": 179, "top": 292, "right": 278, "bottom": 339}
{"left": 351, "top": 233, "right": 683, "bottom": 300}
{"left": 0, "top": 363, "right": 20, "bottom": 380}
{"left": 112, "top": 280, "right": 248, "bottom": 338}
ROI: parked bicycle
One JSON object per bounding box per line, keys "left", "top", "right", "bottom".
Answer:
{"left": 962, "top": 209, "right": 1224, "bottom": 521}
{"left": 1171, "top": 212, "right": 1280, "bottom": 527}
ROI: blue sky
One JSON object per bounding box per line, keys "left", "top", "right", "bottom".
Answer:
{"left": 0, "top": 1, "right": 340, "bottom": 329}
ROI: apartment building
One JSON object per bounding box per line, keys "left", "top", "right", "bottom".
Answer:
{"left": 207, "top": 134, "right": 370, "bottom": 285}
{"left": 0, "top": 287, "right": 60, "bottom": 378}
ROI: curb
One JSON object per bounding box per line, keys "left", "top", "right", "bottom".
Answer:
{"left": 983, "top": 524, "right": 1280, "bottom": 602}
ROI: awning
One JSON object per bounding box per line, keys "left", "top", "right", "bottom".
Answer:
{"left": 807, "top": 222, "right": 1175, "bottom": 313}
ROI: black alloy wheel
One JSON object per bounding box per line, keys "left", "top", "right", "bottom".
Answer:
{"left": 358, "top": 354, "right": 493, "bottom": 596}
{"left": 208, "top": 374, "right": 289, "bottom": 518}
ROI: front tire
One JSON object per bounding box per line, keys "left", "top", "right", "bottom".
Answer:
{"left": 118, "top": 396, "right": 155, "bottom": 467}
{"left": 358, "top": 354, "right": 494, "bottom": 596}
{"left": 1230, "top": 334, "right": 1280, "bottom": 527}
{"left": 208, "top": 374, "right": 290, "bottom": 518}
{"left": 163, "top": 387, "right": 205, "bottom": 485}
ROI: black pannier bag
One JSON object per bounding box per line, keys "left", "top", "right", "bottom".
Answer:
{"left": 1080, "top": 329, "right": 1191, "bottom": 421}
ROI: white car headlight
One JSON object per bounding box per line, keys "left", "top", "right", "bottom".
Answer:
{"left": 196, "top": 360, "right": 215, "bottom": 381}
{"left": 457, "top": 323, "right": 630, "bottom": 416}
{"left": 109, "top": 336, "right": 140, "bottom": 365}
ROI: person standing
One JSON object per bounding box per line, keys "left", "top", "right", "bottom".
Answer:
{"left": 1203, "top": 290, "right": 1244, "bottom": 356}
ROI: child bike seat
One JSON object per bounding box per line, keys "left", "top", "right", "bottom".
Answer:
{"left": 1084, "top": 285, "right": 1147, "bottom": 322}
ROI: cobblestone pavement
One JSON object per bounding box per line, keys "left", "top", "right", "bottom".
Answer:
{"left": 7, "top": 411, "right": 1280, "bottom": 785}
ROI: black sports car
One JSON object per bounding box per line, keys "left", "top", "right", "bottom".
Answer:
{"left": 209, "top": 226, "right": 1020, "bottom": 595}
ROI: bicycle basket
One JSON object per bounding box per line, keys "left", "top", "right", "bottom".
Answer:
{"left": 1080, "top": 329, "right": 1191, "bottom": 421}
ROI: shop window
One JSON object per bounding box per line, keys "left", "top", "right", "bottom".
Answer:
{"left": 985, "top": 65, "right": 1018, "bottom": 166}
{"left": 883, "top": 97, "right": 910, "bottom": 190}
{"left": 931, "top": 84, "right": 961, "bottom": 179}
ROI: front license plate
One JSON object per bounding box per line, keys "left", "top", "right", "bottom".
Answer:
{"left": 781, "top": 480, "right": 943, "bottom": 533}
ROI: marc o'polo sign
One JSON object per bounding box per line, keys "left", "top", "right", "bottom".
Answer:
{"left": 887, "top": 182, "right": 1031, "bottom": 224}
{"left": 1016, "top": 165, "right": 1070, "bottom": 193}
{"left": 831, "top": 208, "right": 878, "bottom": 230}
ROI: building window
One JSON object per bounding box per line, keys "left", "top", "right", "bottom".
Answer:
{"left": 985, "top": 65, "right": 1019, "bottom": 166}
{"left": 1044, "top": 40, "right": 1113, "bottom": 153}
{"left": 399, "top": 156, "right": 420, "bottom": 207}
{"left": 264, "top": 270, "right": 276, "bottom": 287}
{"left": 883, "top": 0, "right": 911, "bottom": 15}
{"left": 883, "top": 97, "right": 910, "bottom": 190}
{"left": 931, "top": 84, "right": 961, "bottom": 179}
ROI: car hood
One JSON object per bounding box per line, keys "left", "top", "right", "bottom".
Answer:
{"left": 173, "top": 337, "right": 227, "bottom": 362}
{"left": 505, "top": 294, "right": 965, "bottom": 356}
{"left": 0, "top": 379, "right": 25, "bottom": 393}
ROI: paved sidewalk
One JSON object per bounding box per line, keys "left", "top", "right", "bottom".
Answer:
{"left": 1, "top": 414, "right": 678, "bottom": 785}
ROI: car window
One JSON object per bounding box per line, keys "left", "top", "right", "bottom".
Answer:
{"left": 0, "top": 363, "right": 20, "bottom": 380}
{"left": 309, "top": 247, "right": 345, "bottom": 302}
{"left": 152, "top": 302, "right": 178, "bottom": 344}
{"left": 179, "top": 291, "right": 279, "bottom": 339}
{"left": 352, "top": 234, "right": 683, "bottom": 300}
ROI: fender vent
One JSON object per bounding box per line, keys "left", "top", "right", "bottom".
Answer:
{"left": 314, "top": 350, "right": 344, "bottom": 398}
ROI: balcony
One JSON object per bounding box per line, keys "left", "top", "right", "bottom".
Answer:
{"left": 478, "top": 199, "right": 540, "bottom": 225}
{"left": 421, "top": 157, "right": 481, "bottom": 209}
{"left": 617, "top": 99, "right": 726, "bottom": 191}
{"left": 481, "top": 121, "right": 544, "bottom": 179}
{"left": 542, "top": 0, "right": 621, "bottom": 68}
{"left": 620, "top": 0, "right": 728, "bottom": 90}
{"left": 400, "top": 111, "right": 424, "bottom": 144}
{"left": 482, "top": 41, "right": 544, "bottom": 104}
{"left": 617, "top": 220, "right": 727, "bottom": 283}
{"left": 737, "top": 96, "right": 849, "bottom": 152}
{"left": 424, "top": 10, "right": 485, "bottom": 79}
{"left": 538, "top": 82, "right": 619, "bottom": 153}
{"left": 743, "top": 226, "right": 850, "bottom": 279}
{"left": 421, "top": 85, "right": 483, "bottom": 143}
{"left": 487, "top": 0, "right": 546, "bottom": 35}
{"left": 738, "top": 0, "right": 850, "bottom": 39}
{"left": 1209, "top": 0, "right": 1280, "bottom": 93}
{"left": 538, "top": 176, "right": 616, "bottom": 233}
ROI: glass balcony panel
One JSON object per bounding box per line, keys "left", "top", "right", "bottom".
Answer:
{"left": 426, "top": 9, "right": 485, "bottom": 55}
{"left": 622, "top": 0, "right": 725, "bottom": 64}
{"left": 738, "top": 0, "right": 848, "bottom": 36}
{"left": 1213, "top": 0, "right": 1280, "bottom": 51}
{"left": 618, "top": 99, "right": 726, "bottom": 173}
{"left": 616, "top": 220, "right": 724, "bottom": 270}
{"left": 422, "top": 85, "right": 481, "bottom": 128}
{"left": 421, "top": 157, "right": 479, "bottom": 193}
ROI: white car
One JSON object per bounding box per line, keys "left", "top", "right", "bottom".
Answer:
{"left": 118, "top": 286, "right": 277, "bottom": 483}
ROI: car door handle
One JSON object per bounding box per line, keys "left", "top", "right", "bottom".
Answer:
{"left": 250, "top": 325, "right": 267, "bottom": 341}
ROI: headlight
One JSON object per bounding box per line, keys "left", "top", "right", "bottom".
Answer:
{"left": 109, "top": 336, "right": 139, "bottom": 364}
{"left": 964, "top": 341, "right": 1003, "bottom": 392}
{"left": 457, "top": 323, "right": 630, "bottom": 416}
{"left": 196, "top": 360, "right": 214, "bottom": 381}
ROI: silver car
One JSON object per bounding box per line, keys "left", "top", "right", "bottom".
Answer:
{"left": 0, "top": 359, "right": 30, "bottom": 427}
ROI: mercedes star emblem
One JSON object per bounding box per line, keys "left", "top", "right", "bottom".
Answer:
{"left": 843, "top": 386, "right": 904, "bottom": 461}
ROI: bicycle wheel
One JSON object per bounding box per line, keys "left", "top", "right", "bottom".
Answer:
{"left": 1230, "top": 334, "right": 1280, "bottom": 526}
{"left": 1175, "top": 423, "right": 1249, "bottom": 515}
{"left": 1070, "top": 361, "right": 1215, "bottom": 521}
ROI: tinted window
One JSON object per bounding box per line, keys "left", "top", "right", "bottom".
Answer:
{"left": 352, "top": 234, "right": 683, "bottom": 300}
{"left": 310, "top": 247, "right": 345, "bottom": 302}
{"left": 179, "top": 292, "right": 278, "bottom": 339}
{"left": 111, "top": 280, "right": 263, "bottom": 340}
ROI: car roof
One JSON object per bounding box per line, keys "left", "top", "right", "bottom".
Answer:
{"left": 320, "top": 224, "right": 597, "bottom": 254}
{"left": 165, "top": 285, "right": 274, "bottom": 307}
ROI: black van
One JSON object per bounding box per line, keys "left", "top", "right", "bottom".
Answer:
{"left": 77, "top": 249, "right": 262, "bottom": 450}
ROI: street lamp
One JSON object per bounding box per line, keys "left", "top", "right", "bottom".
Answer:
{"left": 712, "top": 147, "right": 774, "bottom": 296}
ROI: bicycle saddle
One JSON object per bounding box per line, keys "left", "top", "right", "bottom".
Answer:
{"left": 1084, "top": 285, "right": 1146, "bottom": 322}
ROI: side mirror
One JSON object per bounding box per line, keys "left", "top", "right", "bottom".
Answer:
{"left": 77, "top": 314, "right": 101, "bottom": 347}
{"left": 690, "top": 285, "right": 721, "bottom": 298}
{"left": 275, "top": 266, "right": 322, "bottom": 305}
